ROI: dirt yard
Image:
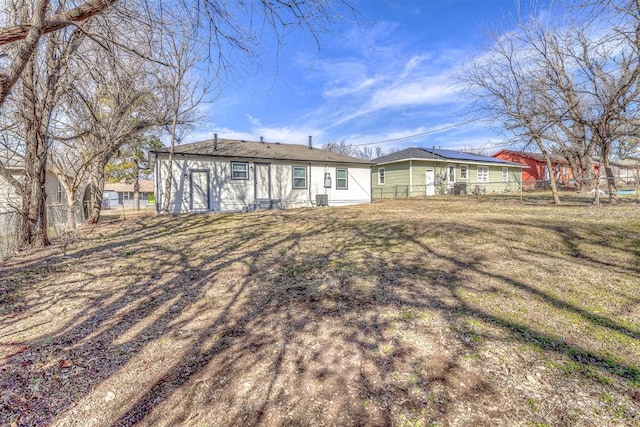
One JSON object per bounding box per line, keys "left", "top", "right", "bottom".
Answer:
{"left": 1, "top": 199, "right": 639, "bottom": 426}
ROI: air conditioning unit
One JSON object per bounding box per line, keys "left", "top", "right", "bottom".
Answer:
{"left": 315, "top": 194, "right": 328, "bottom": 206}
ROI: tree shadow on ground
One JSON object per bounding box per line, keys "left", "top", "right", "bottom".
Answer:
{"left": 1, "top": 202, "right": 639, "bottom": 425}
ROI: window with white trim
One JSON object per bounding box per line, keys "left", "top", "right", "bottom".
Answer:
{"left": 336, "top": 168, "right": 348, "bottom": 190}
{"left": 378, "top": 167, "right": 385, "bottom": 185}
{"left": 502, "top": 167, "right": 508, "bottom": 182}
{"left": 460, "top": 165, "right": 468, "bottom": 180}
{"left": 477, "top": 166, "right": 489, "bottom": 183}
{"left": 292, "top": 166, "right": 307, "bottom": 189}
{"left": 231, "top": 162, "right": 249, "bottom": 180}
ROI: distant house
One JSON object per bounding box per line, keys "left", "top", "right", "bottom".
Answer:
{"left": 372, "top": 147, "right": 524, "bottom": 199}
{"left": 103, "top": 180, "right": 154, "bottom": 209}
{"left": 150, "top": 137, "right": 373, "bottom": 213}
{"left": 492, "top": 150, "right": 577, "bottom": 189}
{"left": 593, "top": 157, "right": 639, "bottom": 184}
{"left": 0, "top": 150, "right": 68, "bottom": 213}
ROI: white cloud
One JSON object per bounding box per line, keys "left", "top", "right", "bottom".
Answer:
{"left": 242, "top": 115, "right": 324, "bottom": 144}
{"left": 370, "top": 79, "right": 458, "bottom": 110}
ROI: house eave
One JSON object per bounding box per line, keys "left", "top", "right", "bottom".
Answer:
{"left": 375, "top": 157, "right": 526, "bottom": 168}
{"left": 150, "top": 150, "right": 374, "bottom": 166}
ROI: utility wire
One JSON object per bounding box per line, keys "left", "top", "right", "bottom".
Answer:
{"left": 351, "top": 118, "right": 482, "bottom": 147}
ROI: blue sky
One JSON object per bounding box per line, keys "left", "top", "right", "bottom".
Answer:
{"left": 187, "top": 0, "right": 547, "bottom": 154}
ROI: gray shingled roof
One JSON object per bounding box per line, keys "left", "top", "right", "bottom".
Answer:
{"left": 152, "top": 138, "right": 373, "bottom": 165}
{"left": 374, "top": 148, "right": 442, "bottom": 163}
{"left": 374, "top": 147, "right": 524, "bottom": 167}
{"left": 104, "top": 180, "right": 154, "bottom": 193}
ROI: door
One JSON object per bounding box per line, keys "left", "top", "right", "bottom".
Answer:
{"left": 255, "top": 163, "right": 271, "bottom": 199}
{"left": 447, "top": 165, "right": 456, "bottom": 190}
{"left": 425, "top": 168, "right": 435, "bottom": 196}
{"left": 190, "top": 170, "right": 209, "bottom": 212}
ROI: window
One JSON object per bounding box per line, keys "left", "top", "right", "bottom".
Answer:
{"left": 231, "top": 162, "right": 249, "bottom": 180}
{"left": 477, "top": 166, "right": 489, "bottom": 183}
{"left": 336, "top": 168, "right": 348, "bottom": 190}
{"left": 502, "top": 167, "right": 508, "bottom": 182}
{"left": 123, "top": 192, "right": 132, "bottom": 200}
{"left": 460, "top": 165, "right": 468, "bottom": 180}
{"left": 293, "top": 166, "right": 307, "bottom": 189}
{"left": 378, "top": 167, "right": 385, "bottom": 185}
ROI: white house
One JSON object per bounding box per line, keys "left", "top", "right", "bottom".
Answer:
{"left": 103, "top": 180, "right": 154, "bottom": 209}
{"left": 150, "top": 137, "right": 373, "bottom": 213}
{"left": 0, "top": 150, "right": 68, "bottom": 213}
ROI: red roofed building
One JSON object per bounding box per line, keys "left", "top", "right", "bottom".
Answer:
{"left": 493, "top": 150, "right": 577, "bottom": 190}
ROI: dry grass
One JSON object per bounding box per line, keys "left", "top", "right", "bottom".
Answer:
{"left": 1, "top": 198, "right": 639, "bottom": 426}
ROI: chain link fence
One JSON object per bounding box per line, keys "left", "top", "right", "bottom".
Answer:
{"left": 0, "top": 204, "right": 85, "bottom": 260}
{"left": 372, "top": 180, "right": 522, "bottom": 201}
{"left": 372, "top": 177, "right": 639, "bottom": 203}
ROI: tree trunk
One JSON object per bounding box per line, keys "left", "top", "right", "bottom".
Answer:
{"left": 542, "top": 149, "right": 562, "bottom": 204}
{"left": 600, "top": 143, "right": 618, "bottom": 204}
{"left": 20, "top": 133, "right": 49, "bottom": 248}
{"left": 161, "top": 104, "right": 180, "bottom": 214}
{"left": 88, "top": 155, "right": 108, "bottom": 223}
{"left": 61, "top": 179, "right": 78, "bottom": 230}
{"left": 133, "top": 162, "right": 140, "bottom": 211}
{"left": 0, "top": 0, "right": 117, "bottom": 46}
{"left": 19, "top": 52, "right": 50, "bottom": 249}
{"left": 0, "top": 0, "right": 48, "bottom": 109}
{"left": 578, "top": 154, "right": 597, "bottom": 192}
{"left": 66, "top": 199, "right": 77, "bottom": 230}
{"left": 161, "top": 151, "right": 174, "bottom": 214}
{"left": 563, "top": 151, "right": 581, "bottom": 191}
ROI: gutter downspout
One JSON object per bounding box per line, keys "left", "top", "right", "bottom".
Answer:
{"left": 308, "top": 163, "right": 313, "bottom": 207}
{"left": 154, "top": 153, "right": 159, "bottom": 214}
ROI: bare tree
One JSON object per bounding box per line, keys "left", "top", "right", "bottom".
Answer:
{"left": 323, "top": 140, "right": 357, "bottom": 157}
{"left": 1, "top": 0, "right": 353, "bottom": 247}
{"left": 159, "top": 21, "right": 211, "bottom": 215}
{"left": 59, "top": 49, "right": 170, "bottom": 223}
{"left": 0, "top": 0, "right": 118, "bottom": 108}
{"left": 462, "top": 1, "right": 640, "bottom": 204}
{"left": 461, "top": 30, "right": 563, "bottom": 203}
{"left": 2, "top": 9, "right": 87, "bottom": 247}
{"left": 323, "top": 140, "right": 384, "bottom": 160}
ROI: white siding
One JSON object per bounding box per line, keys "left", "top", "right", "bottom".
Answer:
{"left": 0, "top": 172, "right": 22, "bottom": 213}
{"left": 45, "top": 171, "right": 68, "bottom": 205}
{"left": 0, "top": 170, "right": 66, "bottom": 213}
{"left": 155, "top": 154, "right": 372, "bottom": 214}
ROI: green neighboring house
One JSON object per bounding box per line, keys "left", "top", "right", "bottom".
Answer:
{"left": 372, "top": 147, "right": 525, "bottom": 200}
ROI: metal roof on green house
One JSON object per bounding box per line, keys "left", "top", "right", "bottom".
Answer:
{"left": 374, "top": 147, "right": 525, "bottom": 167}
{"left": 151, "top": 138, "right": 374, "bottom": 165}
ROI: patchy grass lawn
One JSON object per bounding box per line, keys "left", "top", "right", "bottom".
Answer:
{"left": 1, "top": 199, "right": 639, "bottom": 426}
